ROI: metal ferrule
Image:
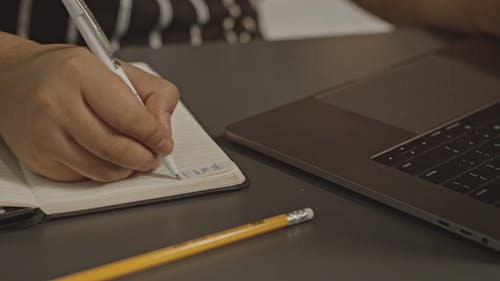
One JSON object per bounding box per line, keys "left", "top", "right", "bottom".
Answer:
{"left": 286, "top": 209, "right": 311, "bottom": 226}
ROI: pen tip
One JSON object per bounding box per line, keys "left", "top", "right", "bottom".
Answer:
{"left": 175, "top": 175, "right": 182, "bottom": 180}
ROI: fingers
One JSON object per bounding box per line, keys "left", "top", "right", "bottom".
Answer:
{"left": 144, "top": 93, "right": 175, "bottom": 150}
{"left": 120, "top": 62, "right": 179, "bottom": 113}
{"left": 55, "top": 133, "right": 134, "bottom": 183}
{"left": 60, "top": 94, "right": 158, "bottom": 172}
{"left": 80, "top": 61, "right": 171, "bottom": 155}
{"left": 141, "top": 88, "right": 179, "bottom": 150}
{"left": 121, "top": 63, "right": 180, "bottom": 151}
{"left": 24, "top": 159, "right": 86, "bottom": 182}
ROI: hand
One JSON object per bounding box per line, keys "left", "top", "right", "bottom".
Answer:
{"left": 354, "top": 0, "right": 500, "bottom": 36}
{"left": 0, "top": 33, "right": 179, "bottom": 182}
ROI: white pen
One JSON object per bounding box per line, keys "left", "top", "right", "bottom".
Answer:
{"left": 62, "top": 0, "right": 180, "bottom": 179}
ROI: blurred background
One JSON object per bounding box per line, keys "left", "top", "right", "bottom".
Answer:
{"left": 1, "top": 0, "right": 393, "bottom": 49}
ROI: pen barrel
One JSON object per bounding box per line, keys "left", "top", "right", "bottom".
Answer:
{"left": 113, "top": 65, "right": 142, "bottom": 101}
{"left": 52, "top": 215, "right": 289, "bottom": 281}
{"left": 72, "top": 15, "right": 116, "bottom": 71}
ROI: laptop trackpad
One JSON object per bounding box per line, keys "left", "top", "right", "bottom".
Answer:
{"left": 317, "top": 56, "right": 500, "bottom": 133}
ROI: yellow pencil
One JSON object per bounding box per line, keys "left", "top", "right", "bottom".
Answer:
{"left": 52, "top": 208, "right": 314, "bottom": 281}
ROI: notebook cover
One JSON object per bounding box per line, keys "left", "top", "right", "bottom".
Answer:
{"left": 0, "top": 176, "right": 248, "bottom": 229}
{"left": 47, "top": 176, "right": 249, "bottom": 220}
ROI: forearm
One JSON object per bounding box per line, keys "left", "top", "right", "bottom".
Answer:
{"left": 355, "top": 0, "right": 500, "bottom": 36}
{"left": 420, "top": 0, "right": 500, "bottom": 35}
{"left": 467, "top": 0, "right": 500, "bottom": 36}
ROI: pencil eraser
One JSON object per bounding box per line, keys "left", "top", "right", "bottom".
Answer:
{"left": 304, "top": 208, "right": 314, "bottom": 220}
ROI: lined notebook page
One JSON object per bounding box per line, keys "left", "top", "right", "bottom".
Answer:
{"left": 25, "top": 101, "right": 244, "bottom": 215}
{"left": 155, "top": 103, "right": 235, "bottom": 179}
{"left": 0, "top": 138, "right": 36, "bottom": 208}
{"left": 130, "top": 62, "right": 236, "bottom": 179}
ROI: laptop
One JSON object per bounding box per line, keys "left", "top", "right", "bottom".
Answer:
{"left": 226, "top": 37, "right": 500, "bottom": 251}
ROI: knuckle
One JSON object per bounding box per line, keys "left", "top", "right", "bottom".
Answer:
{"left": 143, "top": 122, "right": 166, "bottom": 147}
{"left": 159, "top": 80, "right": 180, "bottom": 99}
{"left": 96, "top": 138, "right": 155, "bottom": 171}
{"left": 59, "top": 47, "right": 91, "bottom": 74}
{"left": 33, "top": 90, "right": 59, "bottom": 118}
{"left": 132, "top": 148, "right": 156, "bottom": 171}
{"left": 98, "top": 139, "right": 132, "bottom": 162}
{"left": 126, "top": 110, "right": 148, "bottom": 127}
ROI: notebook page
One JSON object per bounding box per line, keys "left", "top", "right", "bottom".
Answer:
{"left": 0, "top": 138, "right": 37, "bottom": 208}
{"left": 129, "top": 62, "right": 237, "bottom": 178}
{"left": 155, "top": 103, "right": 235, "bottom": 179}
{"left": 25, "top": 101, "right": 244, "bottom": 215}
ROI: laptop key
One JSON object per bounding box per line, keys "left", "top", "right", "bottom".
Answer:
{"left": 372, "top": 102, "right": 500, "bottom": 198}
{"left": 455, "top": 149, "right": 490, "bottom": 168}
{"left": 374, "top": 153, "right": 405, "bottom": 166}
{"left": 471, "top": 179, "right": 500, "bottom": 204}
{"left": 401, "top": 149, "right": 419, "bottom": 160}
{"left": 444, "top": 140, "right": 468, "bottom": 154}
{"left": 461, "top": 130, "right": 485, "bottom": 146}
{"left": 473, "top": 127, "right": 496, "bottom": 143}
{"left": 444, "top": 122, "right": 475, "bottom": 138}
{"left": 477, "top": 139, "right": 500, "bottom": 159}
{"left": 400, "top": 138, "right": 442, "bottom": 159}
{"left": 445, "top": 180, "right": 476, "bottom": 194}
{"left": 398, "top": 146, "right": 455, "bottom": 175}
{"left": 421, "top": 159, "right": 469, "bottom": 184}
{"left": 447, "top": 133, "right": 485, "bottom": 154}
{"left": 484, "top": 122, "right": 500, "bottom": 138}
{"left": 428, "top": 130, "right": 455, "bottom": 144}
{"left": 485, "top": 158, "right": 500, "bottom": 175}
{"left": 471, "top": 164, "right": 498, "bottom": 182}
{"left": 458, "top": 173, "right": 488, "bottom": 189}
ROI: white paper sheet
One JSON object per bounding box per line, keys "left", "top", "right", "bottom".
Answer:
{"left": 257, "top": 0, "right": 393, "bottom": 41}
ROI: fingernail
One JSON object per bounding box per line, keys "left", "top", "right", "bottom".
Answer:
{"left": 157, "top": 138, "right": 166, "bottom": 148}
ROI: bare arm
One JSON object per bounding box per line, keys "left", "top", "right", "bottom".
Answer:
{"left": 354, "top": 0, "right": 500, "bottom": 36}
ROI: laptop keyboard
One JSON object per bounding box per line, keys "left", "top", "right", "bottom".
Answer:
{"left": 373, "top": 102, "right": 500, "bottom": 206}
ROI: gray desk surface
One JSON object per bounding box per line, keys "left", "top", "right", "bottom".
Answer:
{"left": 2, "top": 29, "right": 500, "bottom": 281}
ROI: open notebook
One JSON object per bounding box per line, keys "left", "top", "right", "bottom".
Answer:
{"left": 0, "top": 63, "right": 246, "bottom": 225}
